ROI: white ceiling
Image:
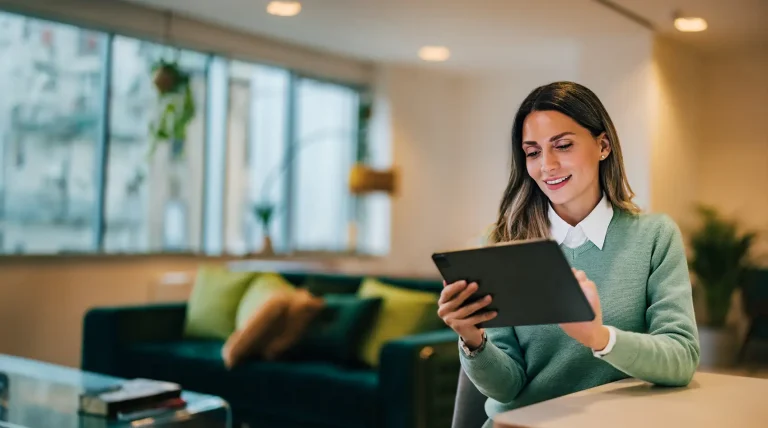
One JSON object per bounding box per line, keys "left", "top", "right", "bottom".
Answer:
{"left": 612, "top": 0, "right": 768, "bottom": 52}
{"left": 126, "top": 0, "right": 767, "bottom": 71}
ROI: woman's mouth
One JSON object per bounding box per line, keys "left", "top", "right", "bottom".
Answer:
{"left": 544, "top": 175, "right": 572, "bottom": 190}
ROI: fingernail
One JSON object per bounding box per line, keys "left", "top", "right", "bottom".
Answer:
{"left": 485, "top": 295, "right": 491, "bottom": 300}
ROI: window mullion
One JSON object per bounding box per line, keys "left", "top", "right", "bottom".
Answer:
{"left": 93, "top": 33, "right": 114, "bottom": 252}
{"left": 283, "top": 72, "right": 298, "bottom": 252}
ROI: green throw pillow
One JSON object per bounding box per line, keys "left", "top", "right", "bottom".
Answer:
{"left": 301, "top": 275, "right": 361, "bottom": 296}
{"left": 356, "top": 277, "right": 442, "bottom": 367}
{"left": 285, "top": 294, "right": 382, "bottom": 365}
{"left": 235, "top": 272, "right": 296, "bottom": 330}
{"left": 183, "top": 266, "right": 257, "bottom": 340}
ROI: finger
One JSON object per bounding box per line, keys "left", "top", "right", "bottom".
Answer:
{"left": 458, "top": 310, "right": 498, "bottom": 327}
{"left": 438, "top": 280, "right": 467, "bottom": 304}
{"left": 443, "top": 280, "right": 447, "bottom": 287}
{"left": 573, "top": 269, "right": 587, "bottom": 282}
{"left": 581, "top": 280, "right": 597, "bottom": 295}
{"left": 452, "top": 294, "right": 492, "bottom": 319}
{"left": 442, "top": 281, "right": 479, "bottom": 312}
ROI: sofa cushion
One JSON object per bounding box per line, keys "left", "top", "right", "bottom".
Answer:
{"left": 284, "top": 295, "right": 382, "bottom": 366}
{"left": 356, "top": 277, "right": 443, "bottom": 367}
{"left": 125, "top": 340, "right": 379, "bottom": 428}
{"left": 183, "top": 266, "right": 256, "bottom": 340}
{"left": 222, "top": 291, "right": 292, "bottom": 369}
{"left": 236, "top": 272, "right": 296, "bottom": 330}
{"left": 300, "top": 274, "right": 362, "bottom": 296}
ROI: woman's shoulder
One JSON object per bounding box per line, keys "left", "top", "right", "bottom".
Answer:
{"left": 613, "top": 209, "right": 682, "bottom": 242}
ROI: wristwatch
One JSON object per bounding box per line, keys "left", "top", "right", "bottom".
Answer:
{"left": 459, "top": 330, "right": 487, "bottom": 357}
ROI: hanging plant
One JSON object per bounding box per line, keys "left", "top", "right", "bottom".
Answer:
{"left": 148, "top": 59, "right": 196, "bottom": 160}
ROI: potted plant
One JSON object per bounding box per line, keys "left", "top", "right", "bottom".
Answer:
{"left": 689, "top": 204, "right": 757, "bottom": 366}
{"left": 252, "top": 202, "right": 275, "bottom": 255}
{"left": 148, "top": 59, "right": 196, "bottom": 161}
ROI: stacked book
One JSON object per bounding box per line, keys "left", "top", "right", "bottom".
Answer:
{"left": 78, "top": 378, "right": 186, "bottom": 420}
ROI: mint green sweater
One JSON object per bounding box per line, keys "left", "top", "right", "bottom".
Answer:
{"left": 461, "top": 210, "right": 700, "bottom": 423}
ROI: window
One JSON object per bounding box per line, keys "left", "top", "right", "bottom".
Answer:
{"left": 104, "top": 36, "right": 209, "bottom": 253}
{"left": 224, "top": 61, "right": 290, "bottom": 255}
{"left": 0, "top": 9, "right": 387, "bottom": 256}
{"left": 0, "top": 12, "right": 107, "bottom": 254}
{"left": 291, "top": 77, "right": 360, "bottom": 252}
{"left": 222, "top": 65, "right": 362, "bottom": 255}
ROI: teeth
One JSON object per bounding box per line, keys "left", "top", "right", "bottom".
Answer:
{"left": 546, "top": 176, "right": 570, "bottom": 185}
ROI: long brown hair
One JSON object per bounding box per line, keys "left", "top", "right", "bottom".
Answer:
{"left": 490, "top": 81, "right": 640, "bottom": 244}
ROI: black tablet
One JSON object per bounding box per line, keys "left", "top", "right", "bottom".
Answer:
{"left": 431, "top": 239, "right": 595, "bottom": 328}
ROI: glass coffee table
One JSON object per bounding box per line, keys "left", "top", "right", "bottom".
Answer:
{"left": 0, "top": 354, "right": 231, "bottom": 427}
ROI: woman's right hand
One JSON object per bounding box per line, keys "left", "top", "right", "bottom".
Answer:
{"left": 438, "top": 280, "right": 497, "bottom": 349}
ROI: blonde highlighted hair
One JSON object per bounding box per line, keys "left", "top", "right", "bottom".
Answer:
{"left": 490, "top": 81, "right": 641, "bottom": 244}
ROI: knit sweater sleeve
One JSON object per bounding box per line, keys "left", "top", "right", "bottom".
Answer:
{"left": 601, "top": 215, "right": 700, "bottom": 386}
{"left": 459, "top": 327, "right": 528, "bottom": 403}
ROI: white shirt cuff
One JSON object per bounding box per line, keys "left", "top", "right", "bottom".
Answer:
{"left": 592, "top": 326, "right": 616, "bottom": 358}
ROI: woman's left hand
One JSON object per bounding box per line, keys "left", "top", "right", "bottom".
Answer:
{"left": 559, "top": 268, "right": 611, "bottom": 351}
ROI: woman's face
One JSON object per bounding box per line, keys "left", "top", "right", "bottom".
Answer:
{"left": 522, "top": 110, "right": 609, "bottom": 221}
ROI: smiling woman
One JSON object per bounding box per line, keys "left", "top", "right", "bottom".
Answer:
{"left": 496, "top": 81, "right": 640, "bottom": 242}
{"left": 436, "top": 81, "right": 700, "bottom": 428}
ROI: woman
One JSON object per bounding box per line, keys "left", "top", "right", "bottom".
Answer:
{"left": 438, "top": 81, "right": 700, "bottom": 427}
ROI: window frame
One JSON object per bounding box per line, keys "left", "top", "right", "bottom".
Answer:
{"left": 0, "top": 7, "right": 375, "bottom": 256}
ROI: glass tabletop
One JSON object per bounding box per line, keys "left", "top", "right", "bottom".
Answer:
{"left": 0, "top": 354, "right": 231, "bottom": 427}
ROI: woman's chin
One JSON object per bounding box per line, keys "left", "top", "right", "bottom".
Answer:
{"left": 543, "top": 190, "right": 573, "bottom": 206}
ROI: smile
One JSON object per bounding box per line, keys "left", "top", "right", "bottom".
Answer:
{"left": 544, "top": 175, "right": 572, "bottom": 190}
{"left": 544, "top": 175, "right": 571, "bottom": 185}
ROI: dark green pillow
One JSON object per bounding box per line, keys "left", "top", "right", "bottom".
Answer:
{"left": 301, "top": 276, "right": 361, "bottom": 296}
{"left": 284, "top": 295, "right": 382, "bottom": 365}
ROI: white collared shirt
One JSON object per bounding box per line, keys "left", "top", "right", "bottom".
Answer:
{"left": 548, "top": 194, "right": 617, "bottom": 356}
{"left": 548, "top": 194, "right": 614, "bottom": 250}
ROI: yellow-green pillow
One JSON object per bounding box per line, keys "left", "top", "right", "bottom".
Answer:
{"left": 357, "top": 277, "right": 441, "bottom": 367}
{"left": 235, "top": 272, "right": 296, "bottom": 330}
{"left": 183, "top": 266, "right": 257, "bottom": 340}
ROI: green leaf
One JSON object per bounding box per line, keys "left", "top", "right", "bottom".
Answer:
{"left": 689, "top": 204, "right": 759, "bottom": 327}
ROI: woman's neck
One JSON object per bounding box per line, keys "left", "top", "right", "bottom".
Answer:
{"left": 552, "top": 187, "right": 602, "bottom": 226}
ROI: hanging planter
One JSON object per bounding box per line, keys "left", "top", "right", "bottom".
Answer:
{"left": 147, "top": 59, "right": 196, "bottom": 161}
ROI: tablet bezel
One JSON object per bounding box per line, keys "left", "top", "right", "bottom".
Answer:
{"left": 431, "top": 238, "right": 595, "bottom": 328}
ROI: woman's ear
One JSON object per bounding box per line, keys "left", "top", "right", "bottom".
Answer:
{"left": 597, "top": 132, "right": 611, "bottom": 159}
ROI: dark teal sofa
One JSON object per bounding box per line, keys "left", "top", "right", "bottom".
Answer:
{"left": 81, "top": 272, "right": 461, "bottom": 428}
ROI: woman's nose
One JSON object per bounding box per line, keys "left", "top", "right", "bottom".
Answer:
{"left": 541, "top": 152, "right": 559, "bottom": 172}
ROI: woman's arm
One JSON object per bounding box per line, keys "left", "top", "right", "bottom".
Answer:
{"left": 601, "top": 216, "right": 700, "bottom": 386}
{"left": 459, "top": 327, "right": 527, "bottom": 403}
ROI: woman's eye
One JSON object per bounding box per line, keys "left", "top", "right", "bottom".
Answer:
{"left": 526, "top": 151, "right": 540, "bottom": 158}
{"left": 556, "top": 143, "right": 573, "bottom": 151}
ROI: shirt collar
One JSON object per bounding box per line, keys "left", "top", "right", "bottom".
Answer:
{"left": 548, "top": 194, "right": 614, "bottom": 250}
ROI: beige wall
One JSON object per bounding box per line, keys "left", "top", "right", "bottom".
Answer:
{"left": 649, "top": 42, "right": 768, "bottom": 261}
{"left": 698, "top": 49, "right": 768, "bottom": 261}
{"left": 650, "top": 36, "right": 705, "bottom": 230}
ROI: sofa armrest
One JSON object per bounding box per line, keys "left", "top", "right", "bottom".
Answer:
{"left": 378, "top": 329, "right": 461, "bottom": 428}
{"left": 81, "top": 303, "right": 187, "bottom": 376}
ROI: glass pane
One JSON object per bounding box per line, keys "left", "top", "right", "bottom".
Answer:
{"left": 291, "top": 78, "right": 359, "bottom": 252}
{"left": 203, "top": 57, "right": 228, "bottom": 255}
{"left": 0, "top": 12, "right": 106, "bottom": 254}
{"left": 224, "top": 61, "right": 289, "bottom": 254}
{"left": 104, "top": 35, "right": 208, "bottom": 253}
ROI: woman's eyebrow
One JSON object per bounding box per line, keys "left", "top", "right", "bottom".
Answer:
{"left": 523, "top": 131, "right": 575, "bottom": 146}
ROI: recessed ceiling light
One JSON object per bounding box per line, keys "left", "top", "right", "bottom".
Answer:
{"left": 418, "top": 46, "right": 450, "bottom": 62}
{"left": 267, "top": 1, "right": 302, "bottom": 17}
{"left": 674, "top": 15, "right": 707, "bottom": 32}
